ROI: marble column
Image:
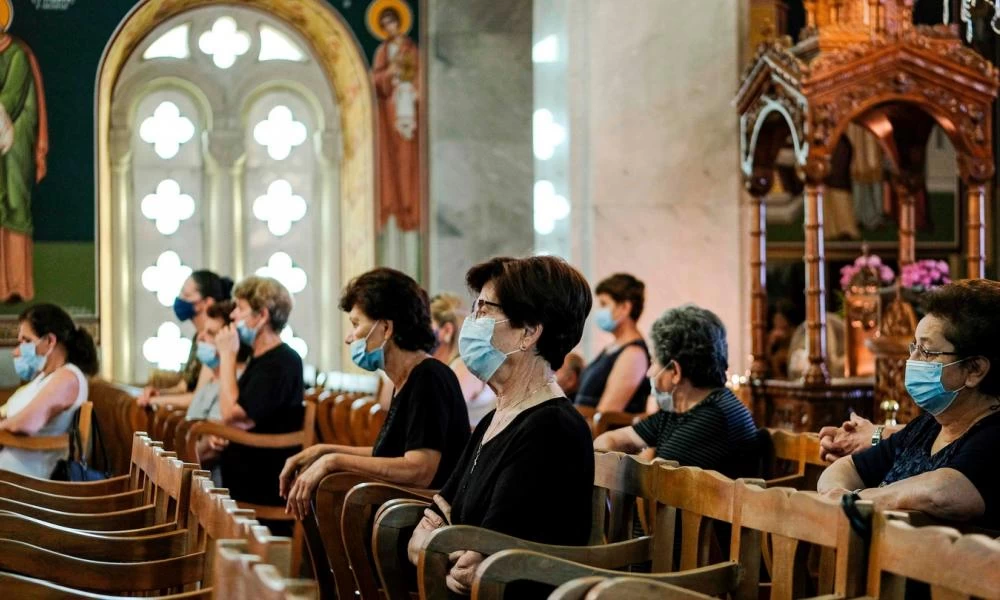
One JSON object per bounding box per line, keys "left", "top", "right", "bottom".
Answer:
{"left": 427, "top": 0, "right": 534, "bottom": 297}
{"left": 565, "top": 0, "right": 749, "bottom": 371}
{"left": 205, "top": 127, "right": 246, "bottom": 281}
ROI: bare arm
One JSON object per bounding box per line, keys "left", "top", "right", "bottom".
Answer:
{"left": 595, "top": 346, "right": 648, "bottom": 412}
{"left": 816, "top": 455, "right": 866, "bottom": 495}
{"left": 216, "top": 325, "right": 249, "bottom": 425}
{"left": 593, "top": 425, "right": 647, "bottom": 454}
{"left": 860, "top": 468, "right": 985, "bottom": 522}
{"left": 285, "top": 448, "right": 442, "bottom": 519}
{"left": 0, "top": 370, "right": 79, "bottom": 435}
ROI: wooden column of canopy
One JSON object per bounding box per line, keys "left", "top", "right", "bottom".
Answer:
{"left": 735, "top": 0, "right": 998, "bottom": 430}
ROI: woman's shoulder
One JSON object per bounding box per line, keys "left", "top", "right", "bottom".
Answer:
{"left": 42, "top": 365, "right": 87, "bottom": 404}
{"left": 515, "top": 398, "right": 591, "bottom": 440}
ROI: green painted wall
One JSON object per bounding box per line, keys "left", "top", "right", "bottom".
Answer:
{"left": 0, "top": 242, "right": 95, "bottom": 316}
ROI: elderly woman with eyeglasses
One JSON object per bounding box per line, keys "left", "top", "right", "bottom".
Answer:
{"left": 818, "top": 280, "right": 1000, "bottom": 529}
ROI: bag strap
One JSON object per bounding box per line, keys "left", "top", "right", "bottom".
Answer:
{"left": 89, "top": 411, "right": 110, "bottom": 475}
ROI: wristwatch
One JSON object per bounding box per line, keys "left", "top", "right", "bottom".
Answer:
{"left": 871, "top": 425, "right": 885, "bottom": 446}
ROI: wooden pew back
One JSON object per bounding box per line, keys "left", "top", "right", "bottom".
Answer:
{"left": 866, "top": 511, "right": 1000, "bottom": 599}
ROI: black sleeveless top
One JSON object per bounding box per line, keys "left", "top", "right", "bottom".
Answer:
{"left": 574, "top": 339, "right": 652, "bottom": 413}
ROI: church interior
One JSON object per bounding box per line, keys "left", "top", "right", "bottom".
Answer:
{"left": 0, "top": 0, "right": 999, "bottom": 598}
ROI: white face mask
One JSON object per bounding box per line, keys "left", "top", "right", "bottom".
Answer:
{"left": 650, "top": 365, "right": 674, "bottom": 412}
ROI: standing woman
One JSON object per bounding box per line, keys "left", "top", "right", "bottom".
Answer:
{"left": 431, "top": 293, "right": 496, "bottom": 426}
{"left": 0, "top": 304, "right": 98, "bottom": 478}
{"left": 138, "top": 269, "right": 234, "bottom": 408}
{"left": 575, "top": 273, "right": 651, "bottom": 413}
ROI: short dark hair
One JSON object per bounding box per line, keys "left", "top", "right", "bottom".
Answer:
{"left": 650, "top": 304, "right": 728, "bottom": 388}
{"left": 379, "top": 7, "right": 401, "bottom": 25}
{"left": 190, "top": 270, "right": 233, "bottom": 303}
{"left": 595, "top": 273, "right": 645, "bottom": 321}
{"left": 922, "top": 279, "right": 1000, "bottom": 396}
{"left": 19, "top": 304, "right": 99, "bottom": 376}
{"left": 466, "top": 256, "right": 592, "bottom": 370}
{"left": 339, "top": 268, "right": 435, "bottom": 352}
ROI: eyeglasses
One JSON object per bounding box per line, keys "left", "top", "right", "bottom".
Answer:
{"left": 472, "top": 299, "right": 504, "bottom": 319}
{"left": 908, "top": 342, "right": 960, "bottom": 361}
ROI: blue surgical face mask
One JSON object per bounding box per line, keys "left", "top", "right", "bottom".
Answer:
{"left": 236, "top": 319, "right": 259, "bottom": 346}
{"left": 594, "top": 307, "right": 619, "bottom": 333}
{"left": 650, "top": 365, "right": 674, "bottom": 412}
{"left": 14, "top": 339, "right": 48, "bottom": 381}
{"left": 904, "top": 359, "right": 966, "bottom": 416}
{"left": 196, "top": 341, "right": 220, "bottom": 369}
{"left": 459, "top": 317, "right": 521, "bottom": 383}
{"left": 173, "top": 297, "right": 197, "bottom": 322}
{"left": 351, "top": 321, "right": 386, "bottom": 372}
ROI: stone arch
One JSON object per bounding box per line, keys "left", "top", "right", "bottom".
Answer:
{"left": 96, "top": 0, "right": 375, "bottom": 376}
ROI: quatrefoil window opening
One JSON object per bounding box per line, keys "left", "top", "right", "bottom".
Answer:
{"left": 141, "top": 251, "right": 193, "bottom": 307}
{"left": 253, "top": 105, "right": 308, "bottom": 160}
{"left": 143, "top": 322, "right": 193, "bottom": 370}
{"left": 139, "top": 101, "right": 196, "bottom": 160}
{"left": 256, "top": 252, "right": 307, "bottom": 294}
{"left": 142, "top": 179, "right": 196, "bottom": 235}
{"left": 253, "top": 179, "right": 307, "bottom": 236}
{"left": 198, "top": 16, "right": 251, "bottom": 69}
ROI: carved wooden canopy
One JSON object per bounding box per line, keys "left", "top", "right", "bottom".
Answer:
{"left": 735, "top": 2, "right": 999, "bottom": 185}
{"left": 735, "top": 0, "right": 999, "bottom": 389}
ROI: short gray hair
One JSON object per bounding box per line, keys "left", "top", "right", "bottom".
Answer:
{"left": 650, "top": 304, "right": 728, "bottom": 388}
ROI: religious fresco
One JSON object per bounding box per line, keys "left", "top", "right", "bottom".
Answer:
{"left": 0, "top": 0, "right": 424, "bottom": 348}
{"left": 0, "top": 0, "right": 47, "bottom": 304}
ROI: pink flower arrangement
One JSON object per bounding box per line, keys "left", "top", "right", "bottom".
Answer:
{"left": 900, "top": 260, "right": 950, "bottom": 290}
{"left": 839, "top": 254, "right": 895, "bottom": 291}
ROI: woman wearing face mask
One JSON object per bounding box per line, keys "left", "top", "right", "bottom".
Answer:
{"left": 406, "top": 256, "right": 595, "bottom": 596}
{"left": 818, "top": 280, "right": 1000, "bottom": 528}
{"left": 210, "top": 276, "right": 304, "bottom": 509}
{"left": 184, "top": 300, "right": 252, "bottom": 422}
{"left": 0, "top": 304, "right": 98, "bottom": 478}
{"left": 575, "top": 273, "right": 651, "bottom": 413}
{"left": 592, "top": 305, "right": 758, "bottom": 480}
{"left": 280, "top": 269, "right": 470, "bottom": 520}
{"left": 137, "top": 270, "right": 234, "bottom": 408}
{"left": 431, "top": 292, "right": 496, "bottom": 426}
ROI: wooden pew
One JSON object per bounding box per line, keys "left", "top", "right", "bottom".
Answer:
{"left": 0, "top": 400, "right": 93, "bottom": 459}
{"left": 590, "top": 410, "right": 643, "bottom": 438}
{"left": 87, "top": 379, "right": 148, "bottom": 475}
{"left": 861, "top": 511, "right": 1000, "bottom": 599}
{"left": 215, "top": 539, "right": 317, "bottom": 600}
{"left": 481, "top": 478, "right": 870, "bottom": 600}
{"left": 180, "top": 395, "right": 317, "bottom": 574}
{"left": 552, "top": 576, "right": 716, "bottom": 600}
{"left": 467, "top": 465, "right": 750, "bottom": 600}
{"left": 366, "top": 402, "right": 387, "bottom": 445}
{"left": 349, "top": 397, "right": 377, "bottom": 445}
{"left": 765, "top": 428, "right": 825, "bottom": 490}
{"left": 371, "top": 453, "right": 675, "bottom": 600}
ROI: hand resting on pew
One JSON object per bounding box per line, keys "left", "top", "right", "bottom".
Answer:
{"left": 818, "top": 413, "right": 903, "bottom": 463}
{"left": 406, "top": 493, "right": 484, "bottom": 595}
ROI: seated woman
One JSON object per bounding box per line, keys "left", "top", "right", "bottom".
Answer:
{"left": 431, "top": 292, "right": 496, "bottom": 426}
{"left": 0, "top": 304, "right": 98, "bottom": 478}
{"left": 593, "top": 305, "right": 759, "bottom": 479}
{"left": 575, "top": 273, "right": 651, "bottom": 413}
{"left": 185, "top": 300, "right": 252, "bottom": 422}
{"left": 281, "top": 269, "right": 471, "bottom": 519}
{"left": 818, "top": 280, "right": 1000, "bottom": 528}
{"left": 138, "top": 270, "right": 234, "bottom": 409}
{"left": 407, "top": 256, "right": 595, "bottom": 595}
{"left": 214, "top": 276, "right": 304, "bottom": 509}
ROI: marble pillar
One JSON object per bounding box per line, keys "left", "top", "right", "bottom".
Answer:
{"left": 566, "top": 0, "right": 749, "bottom": 371}
{"left": 427, "top": 0, "right": 534, "bottom": 298}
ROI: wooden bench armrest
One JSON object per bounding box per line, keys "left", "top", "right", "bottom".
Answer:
{"left": 419, "top": 526, "right": 652, "bottom": 599}
{"left": 342, "top": 482, "right": 437, "bottom": 600}
{"left": 0, "top": 470, "right": 130, "bottom": 496}
{"left": 372, "top": 501, "right": 428, "bottom": 600}
{"left": 0, "top": 429, "right": 70, "bottom": 450}
{"left": 0, "top": 495, "right": 156, "bottom": 531}
{"left": 470, "top": 549, "right": 741, "bottom": 600}
{"left": 765, "top": 473, "right": 808, "bottom": 487}
{"left": 548, "top": 576, "right": 609, "bottom": 600}
{"left": 576, "top": 577, "right": 720, "bottom": 600}
{"left": 183, "top": 420, "right": 306, "bottom": 460}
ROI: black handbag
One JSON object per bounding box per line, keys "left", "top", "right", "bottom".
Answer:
{"left": 51, "top": 407, "right": 110, "bottom": 482}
